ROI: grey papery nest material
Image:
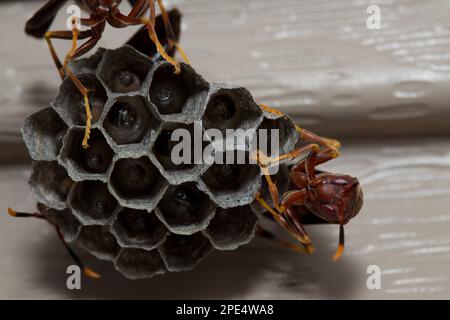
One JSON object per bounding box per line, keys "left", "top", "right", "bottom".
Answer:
{"left": 22, "top": 46, "right": 300, "bottom": 279}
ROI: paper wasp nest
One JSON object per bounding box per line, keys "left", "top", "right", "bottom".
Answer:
{"left": 22, "top": 46, "right": 300, "bottom": 279}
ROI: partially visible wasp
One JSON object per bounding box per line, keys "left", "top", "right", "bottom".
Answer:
{"left": 254, "top": 104, "right": 363, "bottom": 261}
{"left": 25, "top": 0, "right": 189, "bottom": 148}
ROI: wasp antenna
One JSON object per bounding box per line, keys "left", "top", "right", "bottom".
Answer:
{"left": 332, "top": 224, "right": 345, "bottom": 261}
{"left": 7, "top": 207, "right": 44, "bottom": 219}
{"left": 304, "top": 243, "right": 315, "bottom": 255}
{"left": 7, "top": 207, "right": 17, "bottom": 217}
{"left": 84, "top": 267, "right": 101, "bottom": 279}
{"left": 54, "top": 227, "right": 101, "bottom": 280}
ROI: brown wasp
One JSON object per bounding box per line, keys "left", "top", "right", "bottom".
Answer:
{"left": 25, "top": 0, "right": 189, "bottom": 149}
{"left": 255, "top": 105, "right": 363, "bottom": 260}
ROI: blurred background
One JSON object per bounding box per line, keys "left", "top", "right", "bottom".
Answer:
{"left": 1, "top": 0, "right": 450, "bottom": 299}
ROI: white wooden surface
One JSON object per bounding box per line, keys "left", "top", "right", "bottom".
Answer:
{"left": 0, "top": 0, "right": 450, "bottom": 299}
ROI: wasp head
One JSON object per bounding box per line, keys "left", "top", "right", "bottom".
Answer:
{"left": 306, "top": 173, "right": 363, "bottom": 225}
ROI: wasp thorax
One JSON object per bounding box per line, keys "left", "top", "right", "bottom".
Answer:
{"left": 113, "top": 70, "right": 141, "bottom": 93}
{"left": 150, "top": 68, "right": 188, "bottom": 115}
{"left": 111, "top": 157, "right": 156, "bottom": 197}
{"left": 204, "top": 95, "right": 236, "bottom": 124}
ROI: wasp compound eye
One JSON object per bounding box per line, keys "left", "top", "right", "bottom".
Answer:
{"left": 112, "top": 70, "right": 141, "bottom": 93}
{"left": 204, "top": 95, "right": 236, "bottom": 124}
{"left": 150, "top": 69, "right": 188, "bottom": 115}
{"left": 104, "top": 97, "right": 152, "bottom": 145}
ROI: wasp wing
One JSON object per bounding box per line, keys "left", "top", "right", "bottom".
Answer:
{"left": 25, "top": 0, "right": 69, "bottom": 38}
{"left": 126, "top": 8, "right": 182, "bottom": 59}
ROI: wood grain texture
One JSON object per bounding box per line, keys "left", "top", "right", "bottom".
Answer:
{"left": 1, "top": 138, "right": 450, "bottom": 299}
{"left": 0, "top": 0, "right": 449, "bottom": 299}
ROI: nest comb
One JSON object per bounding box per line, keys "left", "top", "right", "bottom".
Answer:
{"left": 22, "top": 46, "right": 300, "bottom": 279}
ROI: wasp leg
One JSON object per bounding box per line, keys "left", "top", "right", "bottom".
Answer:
{"left": 145, "top": 0, "right": 181, "bottom": 73}
{"left": 156, "top": 0, "right": 190, "bottom": 64}
{"left": 255, "top": 225, "right": 310, "bottom": 254}
{"left": 116, "top": 0, "right": 181, "bottom": 74}
{"left": 62, "top": 28, "right": 102, "bottom": 149}
{"left": 44, "top": 29, "right": 92, "bottom": 79}
{"left": 258, "top": 103, "right": 341, "bottom": 154}
{"left": 255, "top": 193, "right": 314, "bottom": 251}
{"left": 253, "top": 144, "right": 320, "bottom": 210}
{"left": 259, "top": 103, "right": 285, "bottom": 116}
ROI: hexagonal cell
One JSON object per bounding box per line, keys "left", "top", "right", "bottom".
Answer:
{"left": 204, "top": 205, "right": 257, "bottom": 250}
{"left": 151, "top": 122, "right": 212, "bottom": 184}
{"left": 97, "top": 45, "right": 153, "bottom": 93}
{"left": 149, "top": 62, "right": 209, "bottom": 121}
{"left": 38, "top": 203, "right": 81, "bottom": 242}
{"left": 256, "top": 112, "right": 299, "bottom": 157}
{"left": 158, "top": 233, "right": 213, "bottom": 272}
{"left": 250, "top": 165, "right": 290, "bottom": 215}
{"left": 114, "top": 248, "right": 166, "bottom": 279}
{"left": 53, "top": 73, "right": 107, "bottom": 127}
{"left": 22, "top": 107, "right": 67, "bottom": 161}
{"left": 198, "top": 149, "right": 261, "bottom": 208}
{"left": 59, "top": 128, "right": 114, "bottom": 181}
{"left": 155, "top": 182, "right": 216, "bottom": 235}
{"left": 76, "top": 225, "right": 120, "bottom": 261}
{"left": 112, "top": 208, "right": 167, "bottom": 249}
{"left": 202, "top": 84, "right": 263, "bottom": 148}
{"left": 103, "top": 95, "right": 160, "bottom": 147}
{"left": 68, "top": 48, "right": 105, "bottom": 75}
{"left": 109, "top": 156, "right": 168, "bottom": 210}
{"left": 69, "top": 180, "right": 119, "bottom": 225}
{"left": 29, "top": 161, "right": 74, "bottom": 210}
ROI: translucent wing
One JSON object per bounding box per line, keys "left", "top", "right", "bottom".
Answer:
{"left": 25, "top": 0, "right": 68, "bottom": 38}
{"left": 126, "top": 8, "right": 182, "bottom": 59}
